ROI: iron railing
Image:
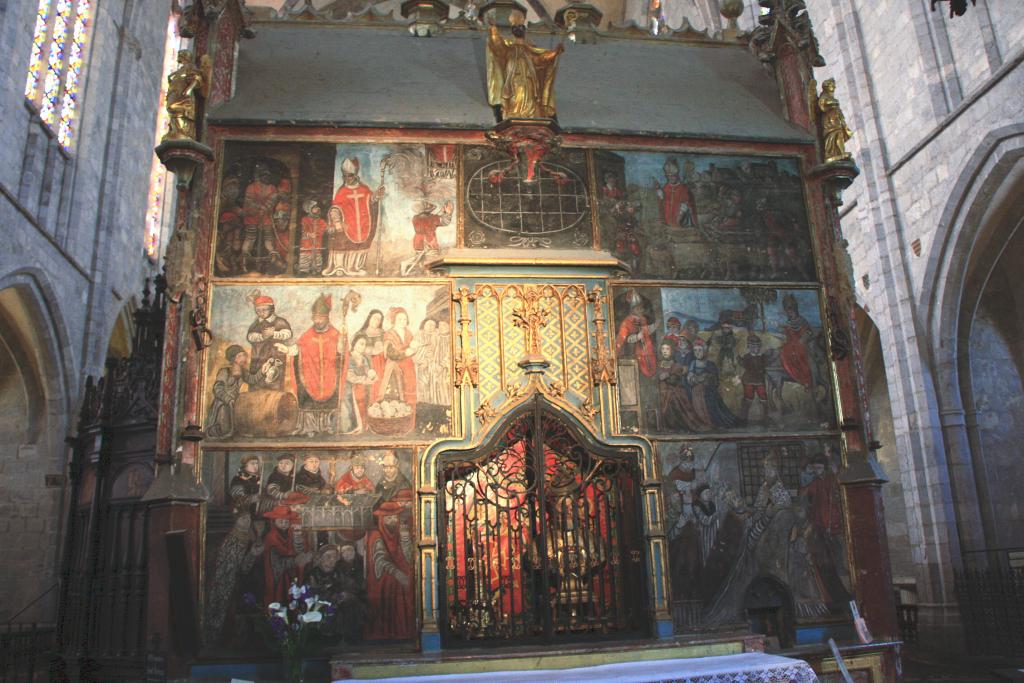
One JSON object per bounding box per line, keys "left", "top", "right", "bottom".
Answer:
{"left": 955, "top": 561, "right": 1024, "bottom": 656}
{"left": 0, "top": 623, "right": 55, "bottom": 683}
{"left": 439, "top": 402, "right": 648, "bottom": 644}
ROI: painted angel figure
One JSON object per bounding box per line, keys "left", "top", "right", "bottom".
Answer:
{"left": 486, "top": 17, "right": 564, "bottom": 120}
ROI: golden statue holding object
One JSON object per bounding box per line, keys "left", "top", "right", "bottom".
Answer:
{"left": 817, "top": 78, "right": 853, "bottom": 163}
{"left": 163, "top": 50, "right": 212, "bottom": 142}
{"left": 486, "top": 15, "right": 564, "bottom": 120}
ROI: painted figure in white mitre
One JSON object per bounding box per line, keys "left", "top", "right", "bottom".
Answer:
{"left": 322, "top": 157, "right": 385, "bottom": 276}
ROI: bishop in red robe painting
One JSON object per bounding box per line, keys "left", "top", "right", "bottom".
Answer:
{"left": 297, "top": 199, "right": 328, "bottom": 276}
{"left": 652, "top": 157, "right": 699, "bottom": 229}
{"left": 615, "top": 289, "right": 657, "bottom": 378}
{"left": 291, "top": 294, "right": 344, "bottom": 436}
{"left": 322, "top": 157, "right": 384, "bottom": 277}
{"left": 364, "top": 452, "right": 416, "bottom": 640}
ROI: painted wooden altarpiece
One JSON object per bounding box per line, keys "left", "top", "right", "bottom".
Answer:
{"left": 194, "top": 139, "right": 857, "bottom": 656}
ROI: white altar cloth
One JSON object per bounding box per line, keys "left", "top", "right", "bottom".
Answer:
{"left": 342, "top": 652, "right": 819, "bottom": 683}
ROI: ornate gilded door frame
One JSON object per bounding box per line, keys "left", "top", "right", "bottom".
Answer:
{"left": 417, "top": 258, "right": 673, "bottom": 651}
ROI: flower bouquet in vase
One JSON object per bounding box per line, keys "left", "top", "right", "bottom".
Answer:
{"left": 263, "top": 580, "right": 334, "bottom": 682}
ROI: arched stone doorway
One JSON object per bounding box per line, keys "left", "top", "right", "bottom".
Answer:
{"left": 854, "top": 306, "right": 911, "bottom": 582}
{"left": 0, "top": 284, "right": 67, "bottom": 623}
{"left": 958, "top": 213, "right": 1024, "bottom": 556}
{"left": 924, "top": 126, "right": 1024, "bottom": 564}
{"left": 437, "top": 396, "right": 649, "bottom": 644}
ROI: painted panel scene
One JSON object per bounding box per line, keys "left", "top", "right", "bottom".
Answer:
{"left": 462, "top": 145, "right": 593, "bottom": 250}
{"left": 213, "top": 141, "right": 458, "bottom": 278}
{"left": 594, "top": 152, "right": 814, "bottom": 281}
{"left": 203, "top": 283, "right": 452, "bottom": 444}
{"left": 613, "top": 285, "right": 834, "bottom": 435}
{"left": 658, "top": 439, "right": 851, "bottom": 645}
{"left": 201, "top": 449, "right": 417, "bottom": 652}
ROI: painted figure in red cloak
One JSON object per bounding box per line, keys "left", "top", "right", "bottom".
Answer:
{"left": 364, "top": 452, "right": 416, "bottom": 640}
{"left": 779, "top": 294, "right": 814, "bottom": 389}
{"left": 261, "top": 506, "right": 311, "bottom": 605}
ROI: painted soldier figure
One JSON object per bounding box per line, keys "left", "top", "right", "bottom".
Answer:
{"left": 738, "top": 334, "right": 771, "bottom": 425}
{"left": 264, "top": 453, "right": 296, "bottom": 505}
{"left": 401, "top": 200, "right": 453, "bottom": 275}
{"left": 246, "top": 293, "right": 292, "bottom": 391}
{"left": 230, "top": 455, "right": 262, "bottom": 517}
{"left": 241, "top": 163, "right": 287, "bottom": 273}
{"left": 297, "top": 199, "right": 328, "bottom": 276}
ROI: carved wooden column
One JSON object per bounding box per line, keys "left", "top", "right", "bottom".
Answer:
{"left": 145, "top": 2, "right": 251, "bottom": 677}
{"left": 811, "top": 160, "right": 899, "bottom": 642}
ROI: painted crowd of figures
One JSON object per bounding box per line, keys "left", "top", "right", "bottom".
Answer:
{"left": 615, "top": 286, "right": 833, "bottom": 435}
{"left": 662, "top": 441, "right": 850, "bottom": 639}
{"left": 204, "top": 451, "right": 417, "bottom": 648}
{"left": 596, "top": 152, "right": 814, "bottom": 281}
{"left": 210, "top": 143, "right": 814, "bottom": 283}
{"left": 205, "top": 286, "right": 451, "bottom": 442}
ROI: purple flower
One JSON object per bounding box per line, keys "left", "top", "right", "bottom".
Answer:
{"left": 243, "top": 592, "right": 258, "bottom": 606}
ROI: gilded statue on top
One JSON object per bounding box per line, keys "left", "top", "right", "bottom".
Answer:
{"left": 163, "top": 50, "right": 212, "bottom": 143}
{"left": 486, "top": 16, "right": 564, "bottom": 120}
{"left": 817, "top": 78, "right": 853, "bottom": 163}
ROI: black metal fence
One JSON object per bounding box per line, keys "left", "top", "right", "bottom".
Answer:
{"left": 955, "top": 565, "right": 1024, "bottom": 655}
{"left": 0, "top": 623, "right": 55, "bottom": 683}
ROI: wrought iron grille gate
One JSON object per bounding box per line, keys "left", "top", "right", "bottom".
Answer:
{"left": 439, "top": 401, "right": 648, "bottom": 643}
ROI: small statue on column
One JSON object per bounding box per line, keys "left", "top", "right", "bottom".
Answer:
{"left": 486, "top": 15, "right": 564, "bottom": 120}
{"left": 163, "top": 50, "right": 212, "bottom": 143}
{"left": 817, "top": 78, "right": 853, "bottom": 163}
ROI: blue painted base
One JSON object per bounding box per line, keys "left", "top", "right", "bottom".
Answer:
{"left": 191, "top": 659, "right": 329, "bottom": 681}
{"left": 656, "top": 618, "right": 675, "bottom": 639}
{"left": 795, "top": 621, "right": 856, "bottom": 645}
{"left": 421, "top": 630, "right": 442, "bottom": 652}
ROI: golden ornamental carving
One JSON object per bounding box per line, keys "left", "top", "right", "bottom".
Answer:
{"left": 580, "top": 397, "right": 599, "bottom": 421}
{"left": 454, "top": 354, "right": 480, "bottom": 388}
{"left": 818, "top": 78, "right": 854, "bottom": 163}
{"left": 162, "top": 50, "right": 211, "bottom": 143}
{"left": 452, "top": 288, "right": 479, "bottom": 388}
{"left": 511, "top": 285, "right": 553, "bottom": 365}
{"left": 474, "top": 398, "right": 498, "bottom": 426}
{"left": 505, "top": 382, "right": 527, "bottom": 401}
{"left": 587, "top": 286, "right": 617, "bottom": 386}
{"left": 547, "top": 380, "right": 566, "bottom": 399}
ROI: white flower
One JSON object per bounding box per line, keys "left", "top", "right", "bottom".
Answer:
{"left": 268, "top": 602, "right": 281, "bottom": 611}
{"left": 300, "top": 611, "right": 323, "bottom": 623}
{"left": 274, "top": 609, "right": 288, "bottom": 620}
{"left": 305, "top": 596, "right": 316, "bottom": 610}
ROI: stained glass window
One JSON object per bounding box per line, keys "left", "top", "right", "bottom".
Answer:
{"left": 24, "top": 0, "right": 91, "bottom": 151}
{"left": 144, "top": 16, "right": 182, "bottom": 261}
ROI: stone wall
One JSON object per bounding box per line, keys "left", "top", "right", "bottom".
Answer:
{"left": 0, "top": 0, "right": 170, "bottom": 622}
{"left": 803, "top": 0, "right": 1024, "bottom": 649}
